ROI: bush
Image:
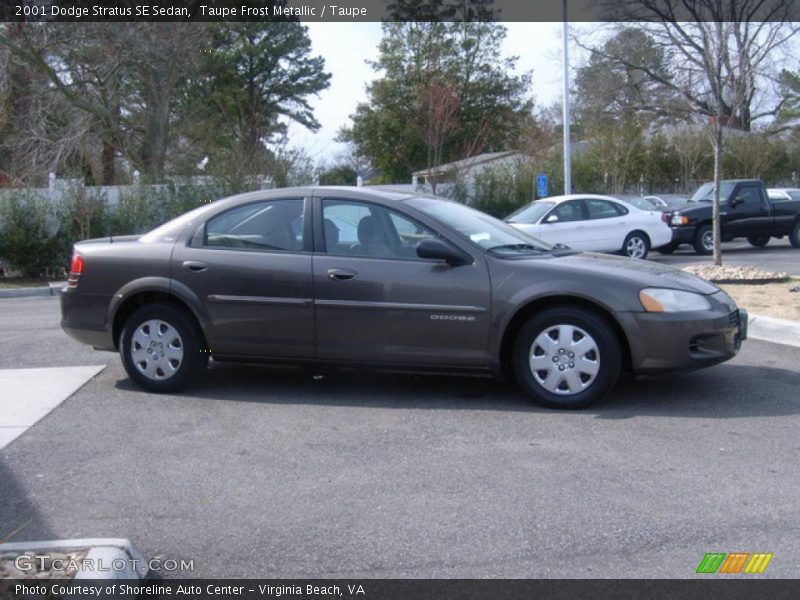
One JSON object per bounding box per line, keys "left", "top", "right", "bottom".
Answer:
{"left": 465, "top": 162, "right": 536, "bottom": 218}
{"left": 0, "top": 193, "right": 66, "bottom": 278}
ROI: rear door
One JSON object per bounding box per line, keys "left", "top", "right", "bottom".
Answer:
{"left": 312, "top": 195, "right": 492, "bottom": 366}
{"left": 172, "top": 196, "right": 315, "bottom": 358}
{"left": 582, "top": 198, "right": 629, "bottom": 251}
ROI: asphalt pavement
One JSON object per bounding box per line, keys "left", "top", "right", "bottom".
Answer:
{"left": 1, "top": 297, "right": 799, "bottom": 578}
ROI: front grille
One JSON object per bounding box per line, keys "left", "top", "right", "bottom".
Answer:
{"left": 728, "top": 310, "right": 740, "bottom": 328}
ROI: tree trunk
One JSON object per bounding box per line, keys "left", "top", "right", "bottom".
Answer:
{"left": 712, "top": 123, "right": 723, "bottom": 266}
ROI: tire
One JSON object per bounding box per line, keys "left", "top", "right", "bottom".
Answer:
{"left": 622, "top": 231, "right": 650, "bottom": 259}
{"left": 790, "top": 220, "right": 800, "bottom": 248}
{"left": 657, "top": 242, "right": 679, "bottom": 255}
{"left": 746, "top": 235, "right": 770, "bottom": 248}
{"left": 693, "top": 224, "right": 714, "bottom": 255}
{"left": 512, "top": 307, "right": 621, "bottom": 409}
{"left": 120, "top": 303, "right": 208, "bottom": 393}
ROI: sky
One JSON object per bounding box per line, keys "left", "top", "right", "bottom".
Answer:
{"left": 290, "top": 22, "right": 567, "bottom": 165}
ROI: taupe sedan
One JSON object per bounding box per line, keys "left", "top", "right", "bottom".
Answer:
{"left": 61, "top": 187, "right": 746, "bottom": 409}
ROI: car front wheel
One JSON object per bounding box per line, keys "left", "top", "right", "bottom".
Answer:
{"left": 693, "top": 224, "right": 714, "bottom": 255}
{"left": 120, "top": 303, "right": 208, "bottom": 393}
{"left": 512, "top": 307, "right": 621, "bottom": 409}
{"left": 622, "top": 231, "right": 650, "bottom": 259}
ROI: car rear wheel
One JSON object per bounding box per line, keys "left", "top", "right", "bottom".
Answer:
{"left": 512, "top": 307, "right": 621, "bottom": 409}
{"left": 693, "top": 224, "right": 714, "bottom": 255}
{"left": 746, "top": 235, "right": 770, "bottom": 248}
{"left": 790, "top": 220, "right": 800, "bottom": 248}
{"left": 622, "top": 231, "right": 650, "bottom": 259}
{"left": 120, "top": 303, "right": 208, "bottom": 393}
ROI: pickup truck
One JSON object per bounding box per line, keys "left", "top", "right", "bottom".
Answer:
{"left": 661, "top": 179, "right": 800, "bottom": 254}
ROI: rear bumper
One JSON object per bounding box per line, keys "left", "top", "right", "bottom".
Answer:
{"left": 61, "top": 289, "right": 116, "bottom": 350}
{"left": 621, "top": 304, "right": 746, "bottom": 375}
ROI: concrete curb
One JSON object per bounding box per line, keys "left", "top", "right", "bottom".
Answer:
{"left": 747, "top": 314, "right": 800, "bottom": 349}
{"left": 0, "top": 538, "right": 148, "bottom": 580}
{"left": 0, "top": 281, "right": 65, "bottom": 298}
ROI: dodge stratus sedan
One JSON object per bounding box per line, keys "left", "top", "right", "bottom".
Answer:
{"left": 61, "top": 187, "right": 747, "bottom": 409}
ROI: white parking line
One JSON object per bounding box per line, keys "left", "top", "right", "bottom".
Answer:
{"left": 0, "top": 365, "right": 106, "bottom": 450}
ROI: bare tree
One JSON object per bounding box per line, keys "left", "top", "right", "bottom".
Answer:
{"left": 589, "top": 1, "right": 798, "bottom": 264}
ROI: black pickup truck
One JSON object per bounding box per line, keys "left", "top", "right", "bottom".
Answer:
{"left": 661, "top": 179, "right": 800, "bottom": 255}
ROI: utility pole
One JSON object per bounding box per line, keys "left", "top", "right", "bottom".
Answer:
{"left": 562, "top": 0, "right": 572, "bottom": 195}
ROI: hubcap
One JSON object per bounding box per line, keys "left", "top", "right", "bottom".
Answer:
{"left": 626, "top": 236, "right": 646, "bottom": 259}
{"left": 702, "top": 229, "right": 714, "bottom": 251}
{"left": 529, "top": 324, "right": 600, "bottom": 395}
{"left": 130, "top": 319, "right": 184, "bottom": 381}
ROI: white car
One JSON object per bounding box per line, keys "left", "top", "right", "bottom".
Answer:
{"left": 767, "top": 188, "right": 800, "bottom": 202}
{"left": 506, "top": 194, "right": 673, "bottom": 259}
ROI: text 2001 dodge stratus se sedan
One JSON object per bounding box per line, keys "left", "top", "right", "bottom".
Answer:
{"left": 61, "top": 187, "right": 747, "bottom": 409}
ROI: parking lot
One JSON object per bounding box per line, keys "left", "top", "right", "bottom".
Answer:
{"left": 649, "top": 238, "right": 800, "bottom": 275}
{"left": 1, "top": 291, "right": 799, "bottom": 578}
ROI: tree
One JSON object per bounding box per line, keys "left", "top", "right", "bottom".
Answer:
{"left": 587, "top": 3, "right": 798, "bottom": 264}
{"left": 183, "top": 23, "right": 330, "bottom": 177}
{"left": 319, "top": 165, "right": 358, "bottom": 186}
{"left": 339, "top": 21, "right": 533, "bottom": 183}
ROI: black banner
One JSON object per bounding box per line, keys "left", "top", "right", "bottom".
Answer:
{"left": 2, "top": 579, "right": 800, "bottom": 600}
{"left": 2, "top": 0, "right": 800, "bottom": 22}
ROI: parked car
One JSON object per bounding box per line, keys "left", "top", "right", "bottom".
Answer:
{"left": 662, "top": 179, "right": 800, "bottom": 254}
{"left": 61, "top": 187, "right": 746, "bottom": 409}
{"left": 767, "top": 188, "right": 800, "bottom": 202}
{"left": 506, "top": 194, "right": 672, "bottom": 259}
{"left": 642, "top": 194, "right": 689, "bottom": 209}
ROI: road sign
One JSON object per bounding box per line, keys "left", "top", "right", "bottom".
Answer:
{"left": 536, "top": 173, "right": 548, "bottom": 198}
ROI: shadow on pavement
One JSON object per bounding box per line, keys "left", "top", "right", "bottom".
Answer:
{"left": 0, "top": 458, "right": 55, "bottom": 543}
{"left": 112, "top": 359, "right": 800, "bottom": 419}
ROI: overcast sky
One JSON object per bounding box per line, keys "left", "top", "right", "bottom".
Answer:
{"left": 290, "top": 22, "right": 567, "bottom": 165}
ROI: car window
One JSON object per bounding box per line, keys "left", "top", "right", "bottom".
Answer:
{"left": 734, "top": 185, "right": 763, "bottom": 209}
{"left": 586, "top": 199, "right": 626, "bottom": 219}
{"left": 205, "top": 198, "right": 304, "bottom": 251}
{"left": 506, "top": 201, "right": 555, "bottom": 224}
{"left": 322, "top": 199, "right": 436, "bottom": 260}
{"left": 548, "top": 201, "right": 584, "bottom": 223}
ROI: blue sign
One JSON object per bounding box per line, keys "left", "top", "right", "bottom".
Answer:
{"left": 536, "top": 173, "right": 548, "bottom": 198}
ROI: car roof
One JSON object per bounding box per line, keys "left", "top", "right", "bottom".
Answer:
{"left": 538, "top": 194, "right": 623, "bottom": 203}
{"left": 211, "top": 185, "right": 421, "bottom": 207}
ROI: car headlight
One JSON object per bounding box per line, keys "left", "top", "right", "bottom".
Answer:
{"left": 671, "top": 214, "right": 689, "bottom": 225}
{"left": 639, "top": 288, "right": 712, "bottom": 312}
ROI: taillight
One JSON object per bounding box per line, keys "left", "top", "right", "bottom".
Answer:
{"left": 67, "top": 251, "right": 84, "bottom": 288}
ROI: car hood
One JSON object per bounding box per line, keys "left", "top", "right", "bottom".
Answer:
{"left": 673, "top": 202, "right": 710, "bottom": 216}
{"left": 528, "top": 252, "right": 720, "bottom": 294}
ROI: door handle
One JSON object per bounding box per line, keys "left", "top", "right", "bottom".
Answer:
{"left": 182, "top": 260, "right": 208, "bottom": 273}
{"left": 327, "top": 268, "right": 357, "bottom": 281}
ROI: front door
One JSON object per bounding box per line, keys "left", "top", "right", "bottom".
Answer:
{"left": 312, "top": 197, "right": 492, "bottom": 366}
{"left": 172, "top": 196, "right": 315, "bottom": 358}
{"left": 723, "top": 183, "right": 771, "bottom": 239}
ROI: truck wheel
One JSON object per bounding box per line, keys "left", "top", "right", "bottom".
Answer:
{"left": 512, "top": 307, "right": 621, "bottom": 409}
{"left": 746, "top": 236, "right": 770, "bottom": 248}
{"left": 120, "top": 303, "right": 208, "bottom": 393}
{"left": 622, "top": 231, "right": 649, "bottom": 259}
{"left": 657, "top": 242, "right": 679, "bottom": 255}
{"left": 693, "top": 225, "right": 714, "bottom": 255}
{"left": 790, "top": 221, "right": 800, "bottom": 248}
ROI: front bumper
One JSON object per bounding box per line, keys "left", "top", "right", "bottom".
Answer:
{"left": 669, "top": 225, "right": 697, "bottom": 245}
{"left": 621, "top": 302, "right": 747, "bottom": 375}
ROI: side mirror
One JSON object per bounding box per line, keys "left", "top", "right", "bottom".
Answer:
{"left": 416, "top": 238, "right": 471, "bottom": 266}
{"left": 731, "top": 196, "right": 744, "bottom": 207}
{"left": 544, "top": 214, "right": 560, "bottom": 224}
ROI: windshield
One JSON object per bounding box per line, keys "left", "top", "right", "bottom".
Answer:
{"left": 622, "top": 196, "right": 656, "bottom": 210}
{"left": 405, "top": 197, "right": 554, "bottom": 255}
{"left": 689, "top": 182, "right": 736, "bottom": 203}
{"left": 506, "top": 201, "right": 555, "bottom": 224}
